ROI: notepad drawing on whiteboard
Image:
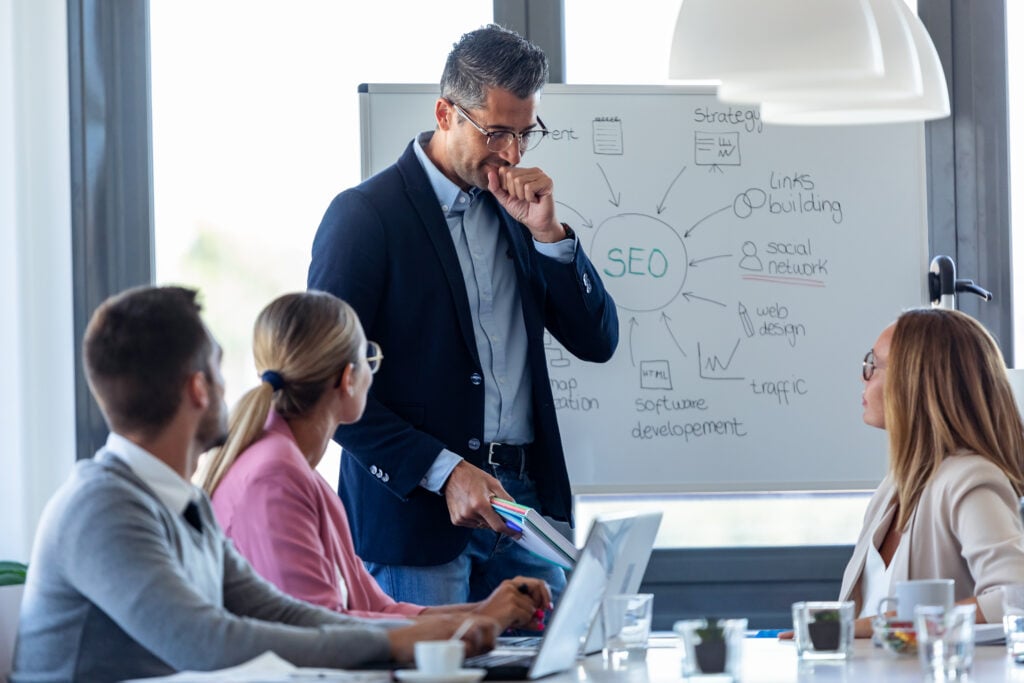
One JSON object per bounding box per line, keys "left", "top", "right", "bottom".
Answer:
{"left": 491, "top": 498, "right": 578, "bottom": 570}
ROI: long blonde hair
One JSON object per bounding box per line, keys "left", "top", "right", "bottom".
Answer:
{"left": 197, "top": 291, "right": 363, "bottom": 494}
{"left": 885, "top": 308, "right": 1024, "bottom": 529}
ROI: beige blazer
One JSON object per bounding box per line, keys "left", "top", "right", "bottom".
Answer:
{"left": 839, "top": 452, "right": 1024, "bottom": 621}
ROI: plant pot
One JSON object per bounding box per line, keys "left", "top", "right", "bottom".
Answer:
{"left": 808, "top": 620, "right": 841, "bottom": 651}
{"left": 694, "top": 640, "right": 727, "bottom": 673}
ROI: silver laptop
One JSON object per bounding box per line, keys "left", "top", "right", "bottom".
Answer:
{"left": 581, "top": 510, "right": 662, "bottom": 654}
{"left": 468, "top": 510, "right": 661, "bottom": 680}
{"left": 499, "top": 510, "right": 662, "bottom": 656}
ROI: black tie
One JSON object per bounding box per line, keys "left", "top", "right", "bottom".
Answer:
{"left": 183, "top": 501, "right": 203, "bottom": 534}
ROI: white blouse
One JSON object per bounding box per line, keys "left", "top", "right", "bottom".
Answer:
{"left": 859, "top": 538, "right": 898, "bottom": 618}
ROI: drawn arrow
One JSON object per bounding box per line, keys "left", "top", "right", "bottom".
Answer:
{"left": 688, "top": 254, "right": 733, "bottom": 268}
{"left": 628, "top": 317, "right": 638, "bottom": 367}
{"left": 681, "top": 291, "right": 727, "bottom": 307}
{"left": 596, "top": 163, "right": 621, "bottom": 207}
{"left": 684, "top": 205, "right": 731, "bottom": 238}
{"left": 555, "top": 201, "right": 594, "bottom": 229}
{"left": 660, "top": 312, "right": 687, "bottom": 357}
{"left": 655, "top": 166, "right": 687, "bottom": 214}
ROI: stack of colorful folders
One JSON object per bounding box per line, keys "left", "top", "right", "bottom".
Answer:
{"left": 491, "top": 497, "right": 579, "bottom": 570}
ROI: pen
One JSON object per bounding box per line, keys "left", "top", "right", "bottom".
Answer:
{"left": 519, "top": 583, "right": 547, "bottom": 628}
{"left": 752, "top": 629, "right": 787, "bottom": 638}
{"left": 450, "top": 618, "right": 474, "bottom": 642}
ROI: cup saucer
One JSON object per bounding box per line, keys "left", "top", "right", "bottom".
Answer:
{"left": 394, "top": 668, "right": 486, "bottom": 683}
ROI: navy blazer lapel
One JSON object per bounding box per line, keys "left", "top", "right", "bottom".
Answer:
{"left": 395, "top": 144, "right": 479, "bottom": 363}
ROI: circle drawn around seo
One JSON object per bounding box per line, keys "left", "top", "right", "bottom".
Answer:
{"left": 591, "top": 213, "right": 688, "bottom": 312}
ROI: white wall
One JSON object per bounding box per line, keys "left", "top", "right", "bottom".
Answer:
{"left": 0, "top": 0, "right": 76, "bottom": 561}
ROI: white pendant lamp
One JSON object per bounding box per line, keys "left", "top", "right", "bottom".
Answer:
{"left": 717, "top": 0, "right": 922, "bottom": 105}
{"left": 668, "top": 0, "right": 883, "bottom": 85}
{"left": 759, "top": 1, "right": 949, "bottom": 125}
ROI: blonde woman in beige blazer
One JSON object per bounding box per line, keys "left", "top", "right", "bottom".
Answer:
{"left": 840, "top": 308, "right": 1024, "bottom": 637}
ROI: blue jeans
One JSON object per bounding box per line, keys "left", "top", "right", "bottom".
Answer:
{"left": 365, "top": 467, "right": 568, "bottom": 608}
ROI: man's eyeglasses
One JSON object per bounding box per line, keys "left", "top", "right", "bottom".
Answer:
{"left": 449, "top": 101, "right": 549, "bottom": 153}
{"left": 366, "top": 341, "right": 383, "bottom": 375}
{"left": 862, "top": 350, "right": 880, "bottom": 381}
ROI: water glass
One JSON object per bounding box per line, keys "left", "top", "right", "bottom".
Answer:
{"left": 1002, "top": 584, "right": 1024, "bottom": 662}
{"left": 603, "top": 593, "right": 654, "bottom": 665}
{"left": 914, "top": 604, "right": 975, "bottom": 681}
{"left": 675, "top": 618, "right": 747, "bottom": 679}
{"left": 792, "top": 601, "right": 855, "bottom": 661}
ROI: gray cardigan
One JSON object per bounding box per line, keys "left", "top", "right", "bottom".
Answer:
{"left": 12, "top": 450, "right": 393, "bottom": 682}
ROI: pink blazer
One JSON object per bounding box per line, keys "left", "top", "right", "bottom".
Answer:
{"left": 211, "top": 411, "right": 424, "bottom": 618}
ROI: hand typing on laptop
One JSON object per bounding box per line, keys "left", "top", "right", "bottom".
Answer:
{"left": 472, "top": 578, "right": 551, "bottom": 631}
{"left": 420, "top": 576, "right": 550, "bottom": 632}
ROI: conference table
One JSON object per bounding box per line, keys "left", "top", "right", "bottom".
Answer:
{"left": 132, "top": 636, "right": 1023, "bottom": 681}
{"left": 530, "top": 635, "right": 1024, "bottom": 682}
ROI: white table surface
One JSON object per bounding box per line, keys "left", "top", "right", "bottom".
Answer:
{"left": 537, "top": 637, "right": 1024, "bottom": 682}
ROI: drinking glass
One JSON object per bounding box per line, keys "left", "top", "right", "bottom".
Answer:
{"left": 914, "top": 604, "right": 975, "bottom": 681}
{"left": 1002, "top": 584, "right": 1024, "bottom": 662}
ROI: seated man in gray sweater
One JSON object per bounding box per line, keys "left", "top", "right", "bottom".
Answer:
{"left": 12, "top": 285, "right": 498, "bottom": 682}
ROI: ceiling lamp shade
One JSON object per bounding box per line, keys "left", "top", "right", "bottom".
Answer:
{"left": 717, "top": 0, "right": 922, "bottom": 105}
{"left": 668, "top": 0, "right": 883, "bottom": 84}
{"left": 759, "top": 1, "right": 949, "bottom": 125}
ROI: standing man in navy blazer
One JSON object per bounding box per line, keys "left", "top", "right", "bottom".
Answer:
{"left": 308, "top": 25, "right": 618, "bottom": 607}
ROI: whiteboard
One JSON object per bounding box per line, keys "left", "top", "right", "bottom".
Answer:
{"left": 359, "top": 84, "right": 929, "bottom": 493}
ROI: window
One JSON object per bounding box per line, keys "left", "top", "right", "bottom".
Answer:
{"left": 564, "top": 0, "right": 917, "bottom": 85}
{"left": 151, "top": 1, "right": 492, "bottom": 485}
{"left": 564, "top": 0, "right": 679, "bottom": 84}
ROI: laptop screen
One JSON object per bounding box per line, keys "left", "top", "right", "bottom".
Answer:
{"left": 581, "top": 511, "right": 662, "bottom": 655}
{"left": 527, "top": 510, "right": 661, "bottom": 679}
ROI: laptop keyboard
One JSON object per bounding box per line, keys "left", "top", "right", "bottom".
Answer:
{"left": 496, "top": 635, "right": 544, "bottom": 648}
{"left": 465, "top": 651, "right": 534, "bottom": 668}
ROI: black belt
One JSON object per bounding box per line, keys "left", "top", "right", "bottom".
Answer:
{"left": 485, "top": 442, "right": 528, "bottom": 471}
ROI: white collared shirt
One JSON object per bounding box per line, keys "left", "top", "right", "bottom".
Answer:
{"left": 104, "top": 432, "right": 199, "bottom": 516}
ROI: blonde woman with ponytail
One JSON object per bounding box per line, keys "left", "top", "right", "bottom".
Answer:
{"left": 838, "top": 308, "right": 1024, "bottom": 637}
{"left": 200, "top": 291, "right": 549, "bottom": 629}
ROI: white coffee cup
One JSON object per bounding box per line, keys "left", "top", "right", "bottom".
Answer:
{"left": 414, "top": 640, "right": 464, "bottom": 675}
{"left": 878, "top": 579, "right": 954, "bottom": 621}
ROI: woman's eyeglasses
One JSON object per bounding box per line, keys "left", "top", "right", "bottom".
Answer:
{"left": 366, "top": 341, "right": 383, "bottom": 375}
{"left": 862, "top": 350, "right": 879, "bottom": 381}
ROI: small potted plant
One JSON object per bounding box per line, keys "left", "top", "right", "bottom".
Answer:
{"left": 694, "top": 619, "right": 727, "bottom": 674}
{"left": 808, "top": 608, "right": 842, "bottom": 651}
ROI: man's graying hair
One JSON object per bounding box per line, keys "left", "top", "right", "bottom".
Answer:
{"left": 440, "top": 24, "right": 549, "bottom": 110}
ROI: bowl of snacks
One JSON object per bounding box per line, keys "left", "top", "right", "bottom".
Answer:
{"left": 872, "top": 617, "right": 917, "bottom": 655}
